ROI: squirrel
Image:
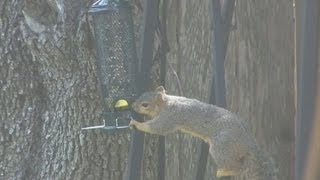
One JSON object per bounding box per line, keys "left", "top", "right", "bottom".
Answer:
{"left": 130, "top": 86, "right": 277, "bottom": 180}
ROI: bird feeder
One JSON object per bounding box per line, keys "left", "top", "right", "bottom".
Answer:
{"left": 82, "top": 0, "right": 138, "bottom": 132}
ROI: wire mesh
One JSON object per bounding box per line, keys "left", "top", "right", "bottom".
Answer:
{"left": 90, "top": 0, "right": 137, "bottom": 128}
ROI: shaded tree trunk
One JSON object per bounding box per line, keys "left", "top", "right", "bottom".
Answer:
{"left": 226, "top": 1, "right": 295, "bottom": 179}
{"left": 0, "top": 0, "right": 159, "bottom": 179}
{"left": 163, "top": 0, "right": 295, "bottom": 180}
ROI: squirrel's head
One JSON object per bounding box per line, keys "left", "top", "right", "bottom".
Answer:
{"left": 132, "top": 86, "right": 166, "bottom": 118}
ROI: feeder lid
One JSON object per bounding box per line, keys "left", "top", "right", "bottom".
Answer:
{"left": 89, "top": 0, "right": 129, "bottom": 13}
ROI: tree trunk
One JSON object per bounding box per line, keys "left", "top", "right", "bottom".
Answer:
{"left": 226, "top": 1, "right": 295, "bottom": 180}
{"left": 163, "top": 1, "right": 211, "bottom": 180}
{"left": 0, "top": 0, "right": 160, "bottom": 179}
{"left": 163, "top": 0, "right": 295, "bottom": 180}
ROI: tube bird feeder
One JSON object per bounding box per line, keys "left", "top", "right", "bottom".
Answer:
{"left": 82, "top": 0, "right": 138, "bottom": 132}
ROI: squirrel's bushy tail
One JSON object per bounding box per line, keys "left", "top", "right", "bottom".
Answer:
{"left": 244, "top": 149, "right": 278, "bottom": 180}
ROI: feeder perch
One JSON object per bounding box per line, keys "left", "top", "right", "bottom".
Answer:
{"left": 82, "top": 0, "right": 138, "bottom": 132}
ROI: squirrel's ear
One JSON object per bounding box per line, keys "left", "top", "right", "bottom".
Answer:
{"left": 155, "top": 86, "right": 165, "bottom": 93}
{"left": 156, "top": 93, "right": 165, "bottom": 103}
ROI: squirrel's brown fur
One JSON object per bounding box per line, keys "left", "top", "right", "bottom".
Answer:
{"left": 130, "top": 86, "right": 277, "bottom": 179}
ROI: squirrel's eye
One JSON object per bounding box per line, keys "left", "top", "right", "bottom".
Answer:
{"left": 141, "top": 102, "right": 149, "bottom": 108}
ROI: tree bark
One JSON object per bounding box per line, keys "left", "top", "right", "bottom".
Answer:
{"left": 0, "top": 0, "right": 160, "bottom": 179}
{"left": 164, "top": 0, "right": 295, "bottom": 180}
{"left": 226, "top": 1, "right": 295, "bottom": 179}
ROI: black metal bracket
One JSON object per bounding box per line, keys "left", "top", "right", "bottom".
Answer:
{"left": 194, "top": 0, "right": 235, "bottom": 180}
{"left": 126, "top": 1, "right": 159, "bottom": 180}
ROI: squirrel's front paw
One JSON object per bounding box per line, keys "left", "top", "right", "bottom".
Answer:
{"left": 129, "top": 118, "right": 152, "bottom": 133}
{"left": 129, "top": 118, "right": 139, "bottom": 129}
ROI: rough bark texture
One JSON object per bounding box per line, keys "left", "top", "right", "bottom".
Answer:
{"left": 0, "top": 0, "right": 160, "bottom": 179}
{"left": 225, "top": 1, "right": 295, "bottom": 179}
{"left": 164, "top": 1, "right": 214, "bottom": 180}
{"left": 164, "top": 0, "right": 295, "bottom": 180}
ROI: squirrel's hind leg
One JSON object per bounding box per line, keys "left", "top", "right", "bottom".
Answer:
{"left": 209, "top": 132, "right": 248, "bottom": 177}
{"left": 209, "top": 144, "right": 244, "bottom": 177}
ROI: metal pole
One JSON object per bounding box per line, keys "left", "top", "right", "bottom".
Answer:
{"left": 295, "top": 0, "right": 319, "bottom": 179}
{"left": 221, "top": 0, "right": 235, "bottom": 61}
{"left": 158, "top": 68, "right": 166, "bottom": 180}
{"left": 126, "top": 0, "right": 159, "bottom": 180}
{"left": 194, "top": 0, "right": 235, "bottom": 179}
{"left": 158, "top": 1, "right": 168, "bottom": 179}
{"left": 211, "top": 0, "right": 226, "bottom": 107}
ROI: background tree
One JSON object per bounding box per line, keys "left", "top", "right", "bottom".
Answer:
{"left": 163, "top": 1, "right": 294, "bottom": 180}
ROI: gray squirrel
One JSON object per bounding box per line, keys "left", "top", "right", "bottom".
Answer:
{"left": 130, "top": 86, "right": 277, "bottom": 180}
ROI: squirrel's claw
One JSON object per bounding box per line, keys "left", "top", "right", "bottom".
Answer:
{"left": 129, "top": 118, "right": 138, "bottom": 129}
